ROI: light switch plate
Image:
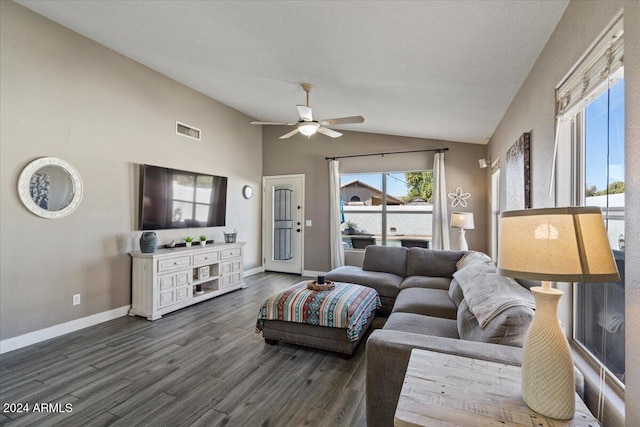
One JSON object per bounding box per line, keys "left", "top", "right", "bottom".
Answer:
{"left": 305, "top": 220, "right": 312, "bottom": 227}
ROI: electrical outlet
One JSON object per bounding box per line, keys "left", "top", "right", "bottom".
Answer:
{"left": 73, "top": 294, "right": 81, "bottom": 305}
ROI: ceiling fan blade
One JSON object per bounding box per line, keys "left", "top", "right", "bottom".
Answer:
{"left": 297, "top": 105, "right": 313, "bottom": 121}
{"left": 319, "top": 116, "right": 365, "bottom": 126}
{"left": 250, "top": 121, "right": 295, "bottom": 126}
{"left": 279, "top": 128, "right": 300, "bottom": 139}
{"left": 317, "top": 127, "right": 342, "bottom": 138}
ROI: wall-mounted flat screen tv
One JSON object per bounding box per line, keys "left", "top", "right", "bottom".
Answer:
{"left": 139, "top": 164, "right": 227, "bottom": 230}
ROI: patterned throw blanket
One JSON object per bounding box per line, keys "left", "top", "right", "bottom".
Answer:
{"left": 256, "top": 282, "right": 381, "bottom": 342}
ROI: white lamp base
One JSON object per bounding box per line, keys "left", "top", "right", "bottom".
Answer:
{"left": 457, "top": 229, "right": 468, "bottom": 251}
{"left": 521, "top": 285, "right": 575, "bottom": 420}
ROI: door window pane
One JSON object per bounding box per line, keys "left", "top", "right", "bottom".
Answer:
{"left": 273, "top": 187, "right": 293, "bottom": 261}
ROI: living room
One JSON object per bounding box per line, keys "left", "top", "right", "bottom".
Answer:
{"left": 1, "top": 1, "right": 638, "bottom": 426}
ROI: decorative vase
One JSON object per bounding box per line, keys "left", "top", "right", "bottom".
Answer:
{"left": 200, "top": 240, "right": 206, "bottom": 247}
{"left": 140, "top": 232, "right": 158, "bottom": 253}
{"left": 186, "top": 241, "right": 192, "bottom": 248}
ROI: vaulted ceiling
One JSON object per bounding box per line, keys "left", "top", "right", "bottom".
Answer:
{"left": 18, "top": 0, "right": 569, "bottom": 144}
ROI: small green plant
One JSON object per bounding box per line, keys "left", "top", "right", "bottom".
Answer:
{"left": 345, "top": 221, "right": 357, "bottom": 230}
{"left": 185, "top": 236, "right": 194, "bottom": 243}
{"left": 199, "top": 235, "right": 207, "bottom": 242}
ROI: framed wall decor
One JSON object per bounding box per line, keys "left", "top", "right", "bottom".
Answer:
{"left": 505, "top": 132, "right": 531, "bottom": 210}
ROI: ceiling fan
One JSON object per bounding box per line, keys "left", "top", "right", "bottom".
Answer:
{"left": 250, "top": 83, "right": 365, "bottom": 139}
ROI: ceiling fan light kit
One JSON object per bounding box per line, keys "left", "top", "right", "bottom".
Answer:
{"left": 298, "top": 122, "right": 319, "bottom": 137}
{"left": 250, "top": 83, "right": 364, "bottom": 139}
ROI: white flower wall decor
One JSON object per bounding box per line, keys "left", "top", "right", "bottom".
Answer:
{"left": 448, "top": 187, "right": 471, "bottom": 207}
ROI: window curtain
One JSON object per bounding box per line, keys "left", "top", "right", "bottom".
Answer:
{"left": 432, "top": 151, "right": 450, "bottom": 250}
{"left": 329, "top": 160, "right": 345, "bottom": 268}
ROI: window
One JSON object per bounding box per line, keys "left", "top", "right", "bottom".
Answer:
{"left": 340, "top": 171, "right": 433, "bottom": 248}
{"left": 574, "top": 79, "right": 625, "bottom": 385}
{"left": 555, "top": 15, "right": 625, "bottom": 394}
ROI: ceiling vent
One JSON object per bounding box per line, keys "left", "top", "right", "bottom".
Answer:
{"left": 176, "top": 121, "right": 201, "bottom": 141}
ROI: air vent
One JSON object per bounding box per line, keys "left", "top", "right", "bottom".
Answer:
{"left": 176, "top": 121, "right": 201, "bottom": 141}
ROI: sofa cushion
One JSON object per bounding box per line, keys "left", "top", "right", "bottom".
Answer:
{"left": 384, "top": 312, "right": 459, "bottom": 338}
{"left": 406, "top": 248, "right": 465, "bottom": 278}
{"left": 457, "top": 300, "right": 533, "bottom": 347}
{"left": 447, "top": 278, "right": 464, "bottom": 307}
{"left": 324, "top": 266, "right": 402, "bottom": 299}
{"left": 392, "top": 288, "right": 457, "bottom": 319}
{"left": 399, "top": 275, "right": 451, "bottom": 291}
{"left": 362, "top": 245, "right": 408, "bottom": 277}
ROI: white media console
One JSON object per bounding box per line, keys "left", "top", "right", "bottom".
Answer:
{"left": 129, "top": 242, "right": 245, "bottom": 320}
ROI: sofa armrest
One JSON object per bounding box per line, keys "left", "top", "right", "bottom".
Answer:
{"left": 365, "top": 329, "right": 522, "bottom": 427}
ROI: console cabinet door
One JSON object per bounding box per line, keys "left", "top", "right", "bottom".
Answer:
{"left": 157, "top": 271, "right": 191, "bottom": 308}
{"left": 220, "top": 260, "right": 243, "bottom": 289}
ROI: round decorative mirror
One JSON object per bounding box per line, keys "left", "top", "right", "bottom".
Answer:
{"left": 17, "top": 157, "right": 83, "bottom": 219}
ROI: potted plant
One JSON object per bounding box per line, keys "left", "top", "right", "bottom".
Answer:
{"left": 343, "top": 221, "right": 357, "bottom": 235}
{"left": 199, "top": 235, "right": 207, "bottom": 246}
{"left": 185, "top": 236, "right": 193, "bottom": 248}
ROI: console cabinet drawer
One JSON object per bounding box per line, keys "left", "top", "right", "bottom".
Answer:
{"left": 221, "top": 247, "right": 241, "bottom": 260}
{"left": 193, "top": 251, "right": 219, "bottom": 265}
{"left": 158, "top": 255, "right": 191, "bottom": 272}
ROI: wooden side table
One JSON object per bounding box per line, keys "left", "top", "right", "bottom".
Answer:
{"left": 394, "top": 349, "right": 599, "bottom": 426}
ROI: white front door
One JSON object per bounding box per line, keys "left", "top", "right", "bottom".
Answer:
{"left": 263, "top": 175, "right": 304, "bottom": 274}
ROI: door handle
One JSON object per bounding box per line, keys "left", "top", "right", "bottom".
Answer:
{"left": 296, "top": 228, "right": 301, "bottom": 232}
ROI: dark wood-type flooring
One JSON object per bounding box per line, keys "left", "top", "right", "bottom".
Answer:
{"left": 0, "top": 272, "right": 385, "bottom": 427}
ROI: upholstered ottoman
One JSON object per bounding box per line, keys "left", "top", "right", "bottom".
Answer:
{"left": 256, "top": 281, "right": 381, "bottom": 357}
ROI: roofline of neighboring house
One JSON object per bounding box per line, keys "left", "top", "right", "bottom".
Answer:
{"left": 341, "top": 180, "right": 403, "bottom": 204}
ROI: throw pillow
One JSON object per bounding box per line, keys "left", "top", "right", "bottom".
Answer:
{"left": 406, "top": 248, "right": 465, "bottom": 278}
{"left": 362, "top": 245, "right": 408, "bottom": 277}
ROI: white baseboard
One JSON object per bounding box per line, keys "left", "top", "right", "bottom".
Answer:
{"left": 303, "top": 270, "right": 328, "bottom": 278}
{"left": 245, "top": 266, "right": 265, "bottom": 277}
{"left": 0, "top": 305, "right": 130, "bottom": 355}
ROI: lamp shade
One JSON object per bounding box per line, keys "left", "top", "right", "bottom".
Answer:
{"left": 498, "top": 207, "right": 619, "bottom": 283}
{"left": 451, "top": 212, "right": 475, "bottom": 229}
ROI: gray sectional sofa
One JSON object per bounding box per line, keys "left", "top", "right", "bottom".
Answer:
{"left": 325, "top": 245, "right": 540, "bottom": 427}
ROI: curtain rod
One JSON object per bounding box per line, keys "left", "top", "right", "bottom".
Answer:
{"left": 326, "top": 147, "right": 448, "bottom": 161}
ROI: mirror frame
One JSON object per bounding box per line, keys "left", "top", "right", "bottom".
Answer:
{"left": 17, "top": 157, "right": 83, "bottom": 219}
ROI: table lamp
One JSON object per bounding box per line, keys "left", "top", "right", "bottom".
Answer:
{"left": 451, "top": 212, "right": 474, "bottom": 251}
{"left": 498, "top": 207, "right": 619, "bottom": 419}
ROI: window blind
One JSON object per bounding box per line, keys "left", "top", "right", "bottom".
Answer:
{"left": 557, "top": 16, "right": 623, "bottom": 117}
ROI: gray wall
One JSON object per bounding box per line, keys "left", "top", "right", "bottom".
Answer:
{"left": 487, "top": 1, "right": 638, "bottom": 425}
{"left": 0, "top": 2, "right": 263, "bottom": 341}
{"left": 262, "top": 126, "right": 488, "bottom": 272}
